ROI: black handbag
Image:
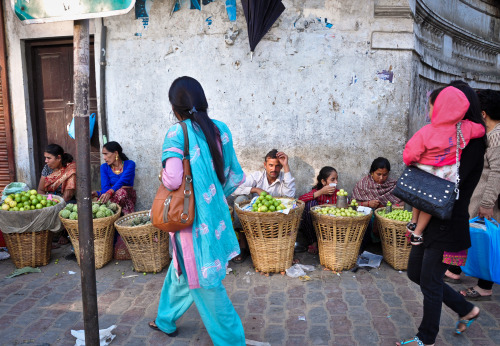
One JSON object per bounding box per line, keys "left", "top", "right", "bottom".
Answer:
{"left": 393, "top": 122, "right": 466, "bottom": 220}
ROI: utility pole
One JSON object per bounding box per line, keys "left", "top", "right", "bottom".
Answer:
{"left": 74, "top": 19, "right": 99, "bottom": 346}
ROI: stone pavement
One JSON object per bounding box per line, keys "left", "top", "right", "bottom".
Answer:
{"left": 0, "top": 243, "right": 499, "bottom": 346}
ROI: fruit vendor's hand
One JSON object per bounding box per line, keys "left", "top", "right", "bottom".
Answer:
{"left": 251, "top": 187, "right": 265, "bottom": 196}
{"left": 99, "top": 191, "right": 113, "bottom": 204}
{"left": 276, "top": 152, "right": 290, "bottom": 172}
{"left": 368, "top": 200, "right": 380, "bottom": 208}
{"left": 91, "top": 191, "right": 98, "bottom": 198}
{"left": 478, "top": 206, "right": 493, "bottom": 219}
{"left": 316, "top": 185, "right": 336, "bottom": 197}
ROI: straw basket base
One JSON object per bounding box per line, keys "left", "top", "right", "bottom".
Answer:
{"left": 115, "top": 211, "right": 170, "bottom": 273}
{"left": 375, "top": 208, "right": 412, "bottom": 270}
{"left": 236, "top": 199, "right": 305, "bottom": 274}
{"left": 312, "top": 205, "right": 372, "bottom": 272}
{"left": 3, "top": 230, "right": 53, "bottom": 268}
{"left": 60, "top": 207, "right": 121, "bottom": 269}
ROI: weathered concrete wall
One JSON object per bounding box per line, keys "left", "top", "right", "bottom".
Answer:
{"left": 102, "top": 0, "right": 414, "bottom": 210}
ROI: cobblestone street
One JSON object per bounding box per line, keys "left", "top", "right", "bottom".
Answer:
{"left": 0, "top": 244, "right": 499, "bottom": 346}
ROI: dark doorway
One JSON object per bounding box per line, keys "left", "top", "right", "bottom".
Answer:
{"left": 26, "top": 38, "right": 101, "bottom": 190}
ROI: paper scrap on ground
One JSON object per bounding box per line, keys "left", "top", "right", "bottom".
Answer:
{"left": 6, "top": 266, "right": 41, "bottom": 278}
{"left": 226, "top": 267, "right": 232, "bottom": 275}
{"left": 285, "top": 264, "right": 315, "bottom": 278}
{"left": 71, "top": 325, "right": 116, "bottom": 346}
{"left": 246, "top": 340, "right": 271, "bottom": 346}
{"left": 68, "top": 271, "right": 76, "bottom": 275}
{"left": 0, "top": 251, "right": 10, "bottom": 260}
{"left": 121, "top": 275, "right": 139, "bottom": 279}
{"left": 356, "top": 251, "right": 383, "bottom": 268}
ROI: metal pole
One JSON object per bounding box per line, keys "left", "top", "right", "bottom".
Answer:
{"left": 74, "top": 19, "right": 99, "bottom": 346}
{"left": 99, "top": 18, "right": 108, "bottom": 143}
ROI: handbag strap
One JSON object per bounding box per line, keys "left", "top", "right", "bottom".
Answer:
{"left": 454, "top": 122, "right": 466, "bottom": 199}
{"left": 179, "top": 121, "right": 190, "bottom": 157}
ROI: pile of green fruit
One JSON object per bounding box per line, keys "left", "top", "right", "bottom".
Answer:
{"left": 378, "top": 209, "right": 413, "bottom": 222}
{"left": 252, "top": 192, "right": 287, "bottom": 212}
{"left": 350, "top": 198, "right": 359, "bottom": 208}
{"left": 126, "top": 215, "right": 151, "bottom": 227}
{"left": 1, "top": 190, "right": 60, "bottom": 211}
{"left": 316, "top": 206, "right": 363, "bottom": 217}
{"left": 336, "top": 189, "right": 348, "bottom": 197}
{"left": 59, "top": 201, "right": 119, "bottom": 220}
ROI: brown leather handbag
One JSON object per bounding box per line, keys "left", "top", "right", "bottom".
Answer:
{"left": 151, "top": 122, "right": 195, "bottom": 232}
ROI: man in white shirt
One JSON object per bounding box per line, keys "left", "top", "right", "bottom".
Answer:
{"left": 231, "top": 149, "right": 296, "bottom": 263}
{"left": 233, "top": 149, "right": 296, "bottom": 198}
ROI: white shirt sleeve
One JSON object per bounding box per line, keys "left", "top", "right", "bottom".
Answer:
{"left": 281, "top": 172, "right": 296, "bottom": 198}
{"left": 233, "top": 171, "right": 259, "bottom": 196}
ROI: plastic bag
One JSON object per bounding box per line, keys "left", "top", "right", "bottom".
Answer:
{"left": 68, "top": 113, "right": 96, "bottom": 140}
{"left": 1, "top": 182, "right": 29, "bottom": 202}
{"left": 285, "top": 263, "right": 315, "bottom": 278}
{"left": 461, "top": 217, "right": 500, "bottom": 285}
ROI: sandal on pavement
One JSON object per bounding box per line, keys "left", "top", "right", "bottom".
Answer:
{"left": 232, "top": 248, "right": 249, "bottom": 264}
{"left": 443, "top": 270, "right": 461, "bottom": 284}
{"left": 148, "top": 321, "right": 178, "bottom": 337}
{"left": 396, "top": 336, "right": 426, "bottom": 346}
{"left": 455, "top": 311, "right": 480, "bottom": 335}
{"left": 459, "top": 287, "right": 492, "bottom": 301}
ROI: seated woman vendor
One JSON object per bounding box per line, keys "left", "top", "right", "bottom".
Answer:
{"left": 37, "top": 143, "right": 76, "bottom": 202}
{"left": 352, "top": 157, "right": 400, "bottom": 208}
{"left": 298, "top": 166, "right": 338, "bottom": 254}
{"left": 91, "top": 141, "right": 136, "bottom": 215}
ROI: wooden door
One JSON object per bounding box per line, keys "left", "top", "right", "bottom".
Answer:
{"left": 27, "top": 39, "right": 100, "bottom": 190}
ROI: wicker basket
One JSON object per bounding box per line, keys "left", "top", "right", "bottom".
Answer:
{"left": 235, "top": 199, "right": 305, "bottom": 273}
{"left": 115, "top": 211, "right": 170, "bottom": 273}
{"left": 59, "top": 206, "right": 121, "bottom": 269}
{"left": 311, "top": 204, "right": 372, "bottom": 271}
{"left": 375, "top": 207, "right": 411, "bottom": 270}
{"left": 2, "top": 230, "right": 53, "bottom": 268}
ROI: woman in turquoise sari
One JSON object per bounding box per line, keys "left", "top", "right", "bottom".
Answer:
{"left": 149, "top": 76, "right": 246, "bottom": 345}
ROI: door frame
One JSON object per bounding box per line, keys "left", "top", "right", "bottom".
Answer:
{"left": 25, "top": 37, "right": 96, "bottom": 181}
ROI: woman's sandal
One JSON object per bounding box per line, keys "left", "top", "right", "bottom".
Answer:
{"left": 232, "top": 248, "right": 249, "bottom": 264}
{"left": 396, "top": 336, "right": 426, "bottom": 345}
{"left": 460, "top": 287, "right": 492, "bottom": 301}
{"left": 455, "top": 311, "right": 480, "bottom": 335}
{"left": 410, "top": 234, "right": 424, "bottom": 246}
{"left": 148, "top": 321, "right": 178, "bottom": 337}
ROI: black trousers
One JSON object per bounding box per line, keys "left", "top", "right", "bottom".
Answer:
{"left": 407, "top": 245, "right": 474, "bottom": 344}
{"left": 448, "top": 265, "right": 494, "bottom": 290}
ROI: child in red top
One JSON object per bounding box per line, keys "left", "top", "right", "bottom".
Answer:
{"left": 403, "top": 86, "right": 486, "bottom": 245}
{"left": 299, "top": 166, "right": 338, "bottom": 253}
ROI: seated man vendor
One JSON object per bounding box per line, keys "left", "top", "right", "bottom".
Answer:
{"left": 231, "top": 149, "right": 296, "bottom": 262}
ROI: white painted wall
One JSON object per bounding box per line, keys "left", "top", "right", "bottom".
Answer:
{"left": 4, "top": 0, "right": 416, "bottom": 211}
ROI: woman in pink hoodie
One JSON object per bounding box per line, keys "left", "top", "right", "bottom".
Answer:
{"left": 403, "top": 86, "right": 485, "bottom": 245}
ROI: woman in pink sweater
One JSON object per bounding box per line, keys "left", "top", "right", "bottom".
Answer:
{"left": 403, "top": 86, "right": 486, "bottom": 245}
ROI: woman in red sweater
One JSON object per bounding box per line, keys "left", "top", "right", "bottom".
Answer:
{"left": 298, "top": 166, "right": 338, "bottom": 254}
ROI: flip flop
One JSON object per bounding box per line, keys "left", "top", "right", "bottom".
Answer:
{"left": 148, "top": 321, "right": 178, "bottom": 337}
{"left": 459, "top": 287, "right": 492, "bottom": 301}
{"left": 396, "top": 336, "right": 425, "bottom": 345}
{"left": 443, "top": 274, "right": 461, "bottom": 284}
{"left": 232, "top": 249, "right": 249, "bottom": 264}
{"left": 455, "top": 311, "right": 480, "bottom": 335}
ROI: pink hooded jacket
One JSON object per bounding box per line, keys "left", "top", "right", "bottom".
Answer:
{"left": 403, "top": 86, "right": 485, "bottom": 167}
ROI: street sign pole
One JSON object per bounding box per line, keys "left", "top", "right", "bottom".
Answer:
{"left": 74, "top": 19, "right": 99, "bottom": 346}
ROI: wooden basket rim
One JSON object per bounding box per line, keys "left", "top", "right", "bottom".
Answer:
{"left": 235, "top": 198, "right": 304, "bottom": 218}
{"left": 114, "top": 210, "right": 161, "bottom": 233}
{"left": 59, "top": 205, "right": 122, "bottom": 227}
{"left": 311, "top": 204, "right": 372, "bottom": 220}
{"left": 374, "top": 207, "right": 408, "bottom": 226}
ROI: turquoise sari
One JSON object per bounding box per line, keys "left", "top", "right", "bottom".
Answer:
{"left": 161, "top": 119, "right": 245, "bottom": 289}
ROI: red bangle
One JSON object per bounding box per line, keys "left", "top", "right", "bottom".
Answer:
{"left": 106, "top": 190, "right": 113, "bottom": 196}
